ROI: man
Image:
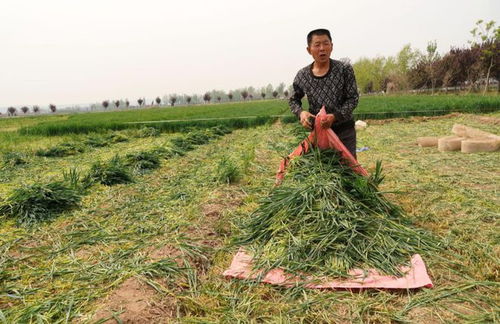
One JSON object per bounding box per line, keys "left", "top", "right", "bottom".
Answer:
{"left": 289, "top": 28, "right": 359, "bottom": 158}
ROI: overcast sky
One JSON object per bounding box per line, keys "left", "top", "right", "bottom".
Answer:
{"left": 0, "top": 0, "right": 498, "bottom": 109}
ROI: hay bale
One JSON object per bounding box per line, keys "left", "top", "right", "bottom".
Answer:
{"left": 461, "top": 138, "right": 500, "bottom": 153}
{"left": 417, "top": 137, "right": 439, "bottom": 147}
{"left": 452, "top": 124, "right": 500, "bottom": 141}
{"left": 438, "top": 136, "right": 464, "bottom": 152}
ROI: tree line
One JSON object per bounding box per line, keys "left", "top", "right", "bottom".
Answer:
{"left": 353, "top": 20, "right": 499, "bottom": 94}
{"left": 92, "top": 83, "right": 291, "bottom": 111}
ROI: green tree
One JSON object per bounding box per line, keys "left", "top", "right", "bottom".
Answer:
{"left": 170, "top": 96, "right": 177, "bottom": 106}
{"left": 353, "top": 57, "right": 386, "bottom": 93}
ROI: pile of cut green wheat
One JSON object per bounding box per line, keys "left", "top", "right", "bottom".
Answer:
{"left": 236, "top": 148, "right": 440, "bottom": 277}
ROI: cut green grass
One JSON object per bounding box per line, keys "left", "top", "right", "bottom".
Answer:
{"left": 0, "top": 180, "right": 82, "bottom": 225}
{"left": 124, "top": 150, "right": 161, "bottom": 173}
{"left": 83, "top": 135, "right": 112, "bottom": 148}
{"left": 236, "top": 148, "right": 440, "bottom": 277}
{"left": 35, "top": 142, "right": 85, "bottom": 157}
{"left": 133, "top": 126, "right": 161, "bottom": 138}
{"left": 2, "top": 151, "right": 28, "bottom": 167}
{"left": 83, "top": 155, "right": 134, "bottom": 186}
{"left": 215, "top": 156, "right": 241, "bottom": 184}
{"left": 0, "top": 113, "right": 498, "bottom": 322}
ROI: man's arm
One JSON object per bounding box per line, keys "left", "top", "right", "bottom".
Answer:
{"left": 336, "top": 64, "right": 359, "bottom": 122}
{"left": 288, "top": 75, "right": 305, "bottom": 118}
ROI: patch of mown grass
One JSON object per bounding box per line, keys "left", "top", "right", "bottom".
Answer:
{"left": 169, "top": 127, "right": 233, "bottom": 154}
{"left": 0, "top": 114, "right": 498, "bottom": 322}
{"left": 132, "top": 126, "right": 161, "bottom": 138}
{"left": 83, "top": 155, "right": 134, "bottom": 186}
{"left": 0, "top": 180, "right": 82, "bottom": 226}
{"left": 83, "top": 135, "right": 111, "bottom": 148}
{"left": 215, "top": 156, "right": 241, "bottom": 184}
{"left": 35, "top": 142, "right": 85, "bottom": 157}
{"left": 0, "top": 123, "right": 249, "bottom": 322}
{"left": 124, "top": 150, "right": 161, "bottom": 173}
{"left": 106, "top": 132, "right": 129, "bottom": 143}
{"left": 2, "top": 151, "right": 28, "bottom": 167}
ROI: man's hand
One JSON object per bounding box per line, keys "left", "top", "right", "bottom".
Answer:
{"left": 299, "top": 111, "right": 315, "bottom": 130}
{"left": 320, "top": 114, "right": 336, "bottom": 129}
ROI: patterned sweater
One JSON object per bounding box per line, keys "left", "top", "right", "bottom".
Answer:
{"left": 289, "top": 59, "right": 359, "bottom": 124}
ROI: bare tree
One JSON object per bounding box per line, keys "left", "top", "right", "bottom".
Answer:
{"left": 170, "top": 96, "right": 177, "bottom": 106}
{"left": 203, "top": 93, "right": 211, "bottom": 103}
{"left": 114, "top": 100, "right": 120, "bottom": 108}
{"left": 272, "top": 90, "right": 278, "bottom": 98}
{"left": 102, "top": 100, "right": 109, "bottom": 109}
{"left": 155, "top": 97, "right": 161, "bottom": 105}
{"left": 21, "top": 106, "right": 29, "bottom": 114}
{"left": 7, "top": 107, "right": 16, "bottom": 116}
{"left": 137, "top": 98, "right": 144, "bottom": 106}
{"left": 228, "top": 93, "right": 233, "bottom": 101}
{"left": 49, "top": 104, "right": 56, "bottom": 113}
{"left": 425, "top": 40, "right": 440, "bottom": 94}
{"left": 470, "top": 19, "right": 499, "bottom": 94}
{"left": 241, "top": 90, "right": 249, "bottom": 100}
{"left": 186, "top": 96, "right": 192, "bottom": 104}
{"left": 33, "top": 105, "right": 40, "bottom": 113}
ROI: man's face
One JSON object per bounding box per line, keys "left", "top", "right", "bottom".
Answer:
{"left": 307, "top": 35, "right": 332, "bottom": 64}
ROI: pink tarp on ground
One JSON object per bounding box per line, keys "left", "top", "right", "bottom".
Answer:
{"left": 224, "top": 107, "right": 433, "bottom": 289}
{"left": 223, "top": 249, "right": 433, "bottom": 289}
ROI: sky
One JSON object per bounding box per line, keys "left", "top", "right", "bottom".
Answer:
{"left": 0, "top": 0, "right": 498, "bottom": 110}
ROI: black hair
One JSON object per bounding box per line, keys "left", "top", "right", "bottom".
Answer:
{"left": 307, "top": 29, "right": 332, "bottom": 46}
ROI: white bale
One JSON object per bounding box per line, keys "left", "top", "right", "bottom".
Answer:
{"left": 355, "top": 120, "right": 367, "bottom": 131}
{"left": 438, "top": 136, "right": 464, "bottom": 152}
{"left": 417, "top": 137, "right": 439, "bottom": 147}
{"left": 452, "top": 124, "right": 500, "bottom": 141}
{"left": 461, "top": 138, "right": 500, "bottom": 153}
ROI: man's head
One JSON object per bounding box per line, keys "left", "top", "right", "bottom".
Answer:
{"left": 306, "top": 29, "right": 333, "bottom": 64}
